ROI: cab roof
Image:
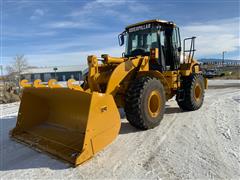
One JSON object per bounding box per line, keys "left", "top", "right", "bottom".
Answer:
{"left": 126, "top": 19, "right": 176, "bottom": 30}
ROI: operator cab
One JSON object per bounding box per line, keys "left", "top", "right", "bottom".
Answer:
{"left": 119, "top": 19, "right": 182, "bottom": 71}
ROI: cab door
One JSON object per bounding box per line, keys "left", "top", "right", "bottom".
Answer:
{"left": 171, "top": 27, "right": 181, "bottom": 69}
{"left": 159, "top": 26, "right": 181, "bottom": 71}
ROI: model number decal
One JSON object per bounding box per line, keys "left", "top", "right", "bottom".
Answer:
{"left": 128, "top": 24, "right": 151, "bottom": 32}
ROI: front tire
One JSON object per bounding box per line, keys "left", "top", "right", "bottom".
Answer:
{"left": 125, "top": 76, "right": 166, "bottom": 130}
{"left": 177, "top": 74, "right": 205, "bottom": 111}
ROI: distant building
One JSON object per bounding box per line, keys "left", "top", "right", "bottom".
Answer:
{"left": 21, "top": 65, "right": 88, "bottom": 82}
{"left": 199, "top": 58, "right": 240, "bottom": 66}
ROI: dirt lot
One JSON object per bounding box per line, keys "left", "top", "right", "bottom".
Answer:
{"left": 0, "top": 80, "right": 239, "bottom": 179}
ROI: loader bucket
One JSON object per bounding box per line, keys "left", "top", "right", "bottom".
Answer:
{"left": 11, "top": 87, "right": 121, "bottom": 166}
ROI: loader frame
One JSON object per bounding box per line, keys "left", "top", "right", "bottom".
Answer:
{"left": 12, "top": 19, "right": 207, "bottom": 166}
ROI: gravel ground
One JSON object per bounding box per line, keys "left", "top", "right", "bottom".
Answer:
{"left": 0, "top": 80, "right": 239, "bottom": 179}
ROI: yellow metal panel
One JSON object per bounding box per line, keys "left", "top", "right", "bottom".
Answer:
{"left": 11, "top": 88, "right": 120, "bottom": 166}
{"left": 180, "top": 70, "right": 191, "bottom": 76}
{"left": 162, "top": 71, "right": 179, "bottom": 90}
{"left": 87, "top": 55, "right": 101, "bottom": 92}
{"left": 179, "top": 60, "right": 200, "bottom": 76}
{"left": 150, "top": 48, "right": 159, "bottom": 60}
{"left": 102, "top": 54, "right": 126, "bottom": 64}
{"left": 82, "top": 92, "right": 120, "bottom": 154}
{"left": 105, "top": 57, "right": 146, "bottom": 95}
{"left": 204, "top": 78, "right": 208, "bottom": 89}
{"left": 193, "top": 65, "right": 200, "bottom": 73}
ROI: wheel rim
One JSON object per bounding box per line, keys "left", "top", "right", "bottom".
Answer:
{"left": 194, "top": 83, "right": 202, "bottom": 101}
{"left": 148, "top": 90, "right": 161, "bottom": 118}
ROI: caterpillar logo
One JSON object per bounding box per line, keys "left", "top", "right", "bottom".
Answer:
{"left": 128, "top": 24, "right": 151, "bottom": 32}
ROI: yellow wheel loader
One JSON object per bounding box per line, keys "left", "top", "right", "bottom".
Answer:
{"left": 11, "top": 19, "right": 207, "bottom": 166}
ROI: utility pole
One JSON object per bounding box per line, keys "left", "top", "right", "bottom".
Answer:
{"left": 222, "top": 51, "right": 226, "bottom": 66}
{"left": 53, "top": 67, "right": 58, "bottom": 79}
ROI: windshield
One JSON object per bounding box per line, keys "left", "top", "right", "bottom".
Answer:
{"left": 125, "top": 28, "right": 158, "bottom": 56}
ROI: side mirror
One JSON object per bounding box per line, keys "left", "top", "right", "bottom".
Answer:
{"left": 177, "top": 47, "right": 182, "bottom": 52}
{"left": 118, "top": 33, "right": 125, "bottom": 46}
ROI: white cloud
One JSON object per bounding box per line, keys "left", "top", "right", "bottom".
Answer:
{"left": 21, "top": 32, "right": 120, "bottom": 54}
{"left": 45, "top": 0, "right": 151, "bottom": 30}
{"left": 35, "top": 9, "right": 44, "bottom": 16}
{"left": 29, "top": 17, "right": 240, "bottom": 66}
{"left": 2, "top": 46, "right": 124, "bottom": 72}
{"left": 46, "top": 21, "right": 88, "bottom": 29}
{"left": 4, "top": 31, "right": 57, "bottom": 37}
{"left": 45, "top": 20, "right": 106, "bottom": 30}
{"left": 69, "top": 0, "right": 127, "bottom": 17}
{"left": 128, "top": 3, "right": 150, "bottom": 13}
{"left": 30, "top": 9, "right": 45, "bottom": 20}
{"left": 25, "top": 46, "right": 125, "bottom": 67}
{"left": 68, "top": 0, "right": 149, "bottom": 24}
{"left": 181, "top": 17, "right": 240, "bottom": 58}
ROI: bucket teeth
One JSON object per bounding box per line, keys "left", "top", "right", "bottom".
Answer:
{"left": 33, "top": 79, "right": 47, "bottom": 88}
{"left": 20, "top": 79, "right": 32, "bottom": 88}
{"left": 20, "top": 79, "right": 84, "bottom": 90}
{"left": 67, "top": 79, "right": 84, "bottom": 91}
{"left": 20, "top": 79, "right": 63, "bottom": 88}
{"left": 48, "top": 79, "right": 62, "bottom": 88}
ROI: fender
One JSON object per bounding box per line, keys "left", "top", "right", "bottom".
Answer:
{"left": 137, "top": 70, "right": 173, "bottom": 100}
{"left": 105, "top": 56, "right": 149, "bottom": 95}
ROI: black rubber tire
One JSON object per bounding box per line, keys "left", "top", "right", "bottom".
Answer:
{"left": 125, "top": 76, "right": 166, "bottom": 130}
{"left": 177, "top": 74, "right": 205, "bottom": 111}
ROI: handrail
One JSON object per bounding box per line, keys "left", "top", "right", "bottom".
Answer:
{"left": 183, "top": 37, "right": 196, "bottom": 63}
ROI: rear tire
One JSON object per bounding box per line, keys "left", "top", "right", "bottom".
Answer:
{"left": 177, "top": 74, "right": 205, "bottom": 111}
{"left": 125, "top": 76, "right": 166, "bottom": 130}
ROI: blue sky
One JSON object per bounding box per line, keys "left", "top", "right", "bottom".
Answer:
{"left": 1, "top": 0, "right": 240, "bottom": 68}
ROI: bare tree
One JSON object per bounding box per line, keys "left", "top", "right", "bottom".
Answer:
{"left": 6, "top": 55, "right": 28, "bottom": 74}
{"left": 5, "top": 55, "right": 29, "bottom": 91}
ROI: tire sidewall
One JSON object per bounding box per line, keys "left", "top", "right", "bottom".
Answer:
{"left": 141, "top": 79, "right": 166, "bottom": 128}
{"left": 190, "top": 75, "right": 204, "bottom": 108}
